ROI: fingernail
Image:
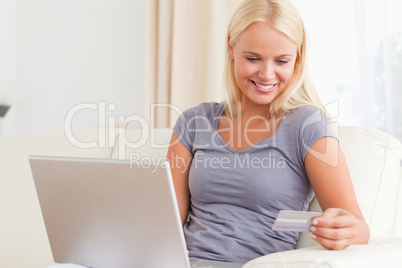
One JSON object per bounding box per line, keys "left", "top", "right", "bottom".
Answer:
{"left": 312, "top": 219, "right": 318, "bottom": 225}
{"left": 310, "top": 226, "right": 316, "bottom": 232}
{"left": 312, "top": 234, "right": 317, "bottom": 239}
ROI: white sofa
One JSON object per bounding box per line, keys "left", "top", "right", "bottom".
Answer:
{"left": 1, "top": 126, "right": 401, "bottom": 268}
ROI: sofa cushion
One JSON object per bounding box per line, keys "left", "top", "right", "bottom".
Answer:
{"left": 395, "top": 167, "right": 402, "bottom": 237}
{"left": 243, "top": 237, "right": 402, "bottom": 268}
{"left": 338, "top": 126, "right": 402, "bottom": 240}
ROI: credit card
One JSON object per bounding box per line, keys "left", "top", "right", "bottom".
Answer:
{"left": 272, "top": 210, "right": 322, "bottom": 232}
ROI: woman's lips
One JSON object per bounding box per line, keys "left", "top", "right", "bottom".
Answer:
{"left": 251, "top": 80, "right": 277, "bottom": 93}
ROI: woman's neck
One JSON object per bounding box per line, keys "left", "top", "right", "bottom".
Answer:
{"left": 237, "top": 98, "right": 271, "bottom": 120}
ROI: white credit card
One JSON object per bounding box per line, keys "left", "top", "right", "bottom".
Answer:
{"left": 272, "top": 210, "right": 322, "bottom": 232}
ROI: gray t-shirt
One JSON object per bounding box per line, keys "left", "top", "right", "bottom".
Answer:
{"left": 173, "top": 102, "right": 335, "bottom": 264}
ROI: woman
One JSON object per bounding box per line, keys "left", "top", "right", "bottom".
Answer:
{"left": 167, "top": 0, "right": 369, "bottom": 264}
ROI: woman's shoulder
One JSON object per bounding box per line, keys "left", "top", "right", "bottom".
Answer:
{"left": 287, "top": 105, "right": 322, "bottom": 116}
{"left": 179, "top": 102, "right": 224, "bottom": 120}
{"left": 284, "top": 105, "right": 326, "bottom": 123}
{"left": 280, "top": 105, "right": 328, "bottom": 131}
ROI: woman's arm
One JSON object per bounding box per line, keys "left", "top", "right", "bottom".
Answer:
{"left": 304, "top": 136, "right": 370, "bottom": 250}
{"left": 167, "top": 132, "right": 193, "bottom": 226}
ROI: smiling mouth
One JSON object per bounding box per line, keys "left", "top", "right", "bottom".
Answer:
{"left": 251, "top": 80, "right": 276, "bottom": 91}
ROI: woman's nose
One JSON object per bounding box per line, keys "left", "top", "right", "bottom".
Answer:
{"left": 258, "top": 63, "right": 275, "bottom": 80}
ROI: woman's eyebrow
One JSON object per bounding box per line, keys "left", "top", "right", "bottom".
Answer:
{"left": 242, "top": 51, "right": 262, "bottom": 56}
{"left": 242, "top": 51, "right": 295, "bottom": 58}
{"left": 276, "top": 54, "right": 295, "bottom": 58}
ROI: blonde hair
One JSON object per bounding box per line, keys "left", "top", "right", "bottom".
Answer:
{"left": 224, "top": 0, "right": 325, "bottom": 118}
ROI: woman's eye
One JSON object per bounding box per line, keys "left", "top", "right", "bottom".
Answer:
{"left": 277, "top": 60, "right": 288, "bottom": 65}
{"left": 247, "top": 57, "right": 259, "bottom": 62}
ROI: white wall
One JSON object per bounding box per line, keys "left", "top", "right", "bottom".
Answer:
{"left": 0, "top": 0, "right": 145, "bottom": 135}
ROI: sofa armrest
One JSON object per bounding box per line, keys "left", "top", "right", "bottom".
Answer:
{"left": 243, "top": 237, "right": 402, "bottom": 268}
{"left": 46, "top": 265, "right": 87, "bottom": 268}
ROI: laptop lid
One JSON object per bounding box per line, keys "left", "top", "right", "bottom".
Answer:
{"left": 29, "top": 155, "right": 190, "bottom": 268}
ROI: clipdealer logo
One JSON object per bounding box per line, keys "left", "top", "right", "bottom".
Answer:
{"left": 192, "top": 151, "right": 286, "bottom": 170}
{"left": 63, "top": 101, "right": 183, "bottom": 160}
{"left": 63, "top": 100, "right": 340, "bottom": 167}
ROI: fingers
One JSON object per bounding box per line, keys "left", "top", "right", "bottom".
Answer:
{"left": 310, "top": 224, "right": 353, "bottom": 240}
{"left": 310, "top": 208, "right": 358, "bottom": 250}
{"left": 313, "top": 208, "right": 355, "bottom": 228}
{"left": 311, "top": 224, "right": 354, "bottom": 250}
{"left": 311, "top": 232, "right": 350, "bottom": 250}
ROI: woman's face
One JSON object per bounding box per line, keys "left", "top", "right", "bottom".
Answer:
{"left": 229, "top": 22, "right": 297, "bottom": 109}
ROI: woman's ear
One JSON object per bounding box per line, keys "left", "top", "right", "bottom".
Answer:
{"left": 228, "top": 36, "right": 234, "bottom": 60}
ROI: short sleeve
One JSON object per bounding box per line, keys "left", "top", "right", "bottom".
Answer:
{"left": 172, "top": 102, "right": 224, "bottom": 154}
{"left": 298, "top": 106, "right": 337, "bottom": 161}
{"left": 172, "top": 108, "right": 196, "bottom": 153}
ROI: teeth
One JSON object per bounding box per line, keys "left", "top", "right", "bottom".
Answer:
{"left": 254, "top": 81, "right": 274, "bottom": 90}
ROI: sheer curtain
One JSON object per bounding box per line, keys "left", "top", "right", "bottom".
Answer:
{"left": 144, "top": 0, "right": 242, "bottom": 128}
{"left": 293, "top": 0, "right": 402, "bottom": 141}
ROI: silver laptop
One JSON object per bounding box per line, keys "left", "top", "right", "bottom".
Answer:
{"left": 29, "top": 155, "right": 243, "bottom": 268}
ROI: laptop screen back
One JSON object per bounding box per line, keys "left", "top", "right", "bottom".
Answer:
{"left": 29, "top": 155, "right": 190, "bottom": 268}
